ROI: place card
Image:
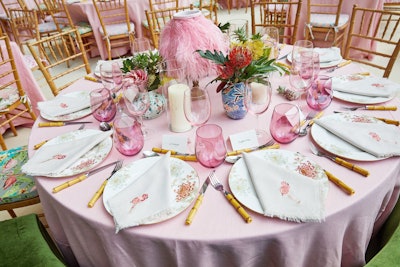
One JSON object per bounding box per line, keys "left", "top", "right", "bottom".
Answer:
{"left": 162, "top": 135, "right": 188, "bottom": 153}
{"left": 229, "top": 130, "right": 259, "bottom": 151}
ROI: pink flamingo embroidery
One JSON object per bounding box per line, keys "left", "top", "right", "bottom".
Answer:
{"left": 60, "top": 103, "right": 69, "bottom": 108}
{"left": 280, "top": 181, "right": 300, "bottom": 204}
{"left": 371, "top": 83, "right": 384, "bottom": 88}
{"left": 369, "top": 132, "right": 381, "bottom": 142}
{"left": 130, "top": 193, "right": 148, "bottom": 211}
{"left": 42, "top": 154, "right": 66, "bottom": 163}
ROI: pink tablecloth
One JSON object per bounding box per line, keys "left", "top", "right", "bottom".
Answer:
{"left": 0, "top": 41, "right": 45, "bottom": 135}
{"left": 29, "top": 48, "right": 400, "bottom": 267}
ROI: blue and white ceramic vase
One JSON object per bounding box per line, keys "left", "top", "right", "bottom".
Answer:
{"left": 143, "top": 90, "right": 166, "bottom": 120}
{"left": 221, "top": 82, "right": 248, "bottom": 120}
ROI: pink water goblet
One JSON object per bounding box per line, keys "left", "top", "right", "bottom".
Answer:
{"left": 195, "top": 124, "right": 226, "bottom": 168}
{"left": 113, "top": 115, "right": 144, "bottom": 156}
{"left": 270, "top": 103, "right": 300, "bottom": 144}
{"left": 306, "top": 75, "right": 333, "bottom": 111}
{"left": 90, "top": 88, "right": 117, "bottom": 122}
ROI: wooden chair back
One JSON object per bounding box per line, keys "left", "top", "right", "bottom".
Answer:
{"left": 92, "top": 0, "right": 135, "bottom": 60}
{"left": 27, "top": 28, "right": 91, "bottom": 96}
{"left": 305, "top": 0, "right": 349, "bottom": 50}
{"left": 344, "top": 5, "right": 400, "bottom": 78}
{"left": 8, "top": 9, "right": 39, "bottom": 53}
{"left": 145, "top": 4, "right": 193, "bottom": 49}
{"left": 250, "top": 0, "right": 302, "bottom": 45}
{"left": 0, "top": 0, "right": 26, "bottom": 18}
{"left": 196, "top": 0, "right": 218, "bottom": 24}
{"left": 148, "top": 0, "right": 178, "bottom": 11}
{"left": 0, "top": 34, "right": 37, "bottom": 150}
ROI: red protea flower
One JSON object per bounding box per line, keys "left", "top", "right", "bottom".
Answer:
{"left": 218, "top": 64, "right": 235, "bottom": 80}
{"left": 228, "top": 46, "right": 252, "bottom": 69}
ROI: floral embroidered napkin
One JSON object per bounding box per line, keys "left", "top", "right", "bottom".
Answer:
{"left": 314, "top": 47, "right": 342, "bottom": 63}
{"left": 332, "top": 75, "right": 397, "bottom": 97}
{"left": 22, "top": 130, "right": 112, "bottom": 176}
{"left": 107, "top": 153, "right": 174, "bottom": 233}
{"left": 38, "top": 92, "right": 90, "bottom": 117}
{"left": 314, "top": 117, "right": 400, "bottom": 158}
{"left": 242, "top": 152, "right": 327, "bottom": 222}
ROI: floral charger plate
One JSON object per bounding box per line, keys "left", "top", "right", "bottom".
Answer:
{"left": 103, "top": 157, "right": 200, "bottom": 225}
{"left": 40, "top": 91, "right": 92, "bottom": 121}
{"left": 42, "top": 129, "right": 112, "bottom": 177}
{"left": 310, "top": 113, "right": 387, "bottom": 161}
{"left": 228, "top": 149, "right": 329, "bottom": 214}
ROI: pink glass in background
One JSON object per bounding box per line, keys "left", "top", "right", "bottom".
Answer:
{"left": 90, "top": 88, "right": 117, "bottom": 122}
{"left": 312, "top": 52, "right": 320, "bottom": 80}
{"left": 183, "top": 85, "right": 211, "bottom": 127}
{"left": 306, "top": 75, "right": 333, "bottom": 111}
{"left": 113, "top": 115, "right": 144, "bottom": 156}
{"left": 270, "top": 103, "right": 300, "bottom": 144}
{"left": 195, "top": 124, "right": 226, "bottom": 168}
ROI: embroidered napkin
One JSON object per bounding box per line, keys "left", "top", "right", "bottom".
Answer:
{"left": 314, "top": 117, "right": 400, "bottom": 158}
{"left": 107, "top": 153, "right": 174, "bottom": 233}
{"left": 242, "top": 152, "right": 327, "bottom": 222}
{"left": 314, "top": 47, "right": 342, "bottom": 63}
{"left": 332, "top": 76, "right": 397, "bottom": 97}
{"left": 38, "top": 92, "right": 90, "bottom": 117}
{"left": 22, "top": 130, "right": 112, "bottom": 176}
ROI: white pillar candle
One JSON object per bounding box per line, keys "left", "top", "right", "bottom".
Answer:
{"left": 167, "top": 83, "right": 192, "bottom": 132}
{"left": 250, "top": 82, "right": 268, "bottom": 104}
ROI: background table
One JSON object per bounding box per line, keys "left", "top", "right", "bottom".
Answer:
{"left": 29, "top": 53, "right": 400, "bottom": 267}
{"left": 0, "top": 40, "right": 45, "bottom": 136}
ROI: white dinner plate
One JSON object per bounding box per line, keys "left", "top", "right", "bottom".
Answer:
{"left": 103, "top": 157, "right": 200, "bottom": 225}
{"left": 228, "top": 150, "right": 329, "bottom": 214}
{"left": 310, "top": 113, "right": 387, "bottom": 161}
{"left": 332, "top": 75, "right": 395, "bottom": 104}
{"left": 42, "top": 129, "right": 112, "bottom": 177}
{"left": 286, "top": 52, "right": 343, "bottom": 69}
{"left": 40, "top": 91, "right": 92, "bottom": 121}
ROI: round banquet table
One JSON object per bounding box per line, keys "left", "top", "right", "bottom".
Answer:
{"left": 29, "top": 54, "right": 400, "bottom": 267}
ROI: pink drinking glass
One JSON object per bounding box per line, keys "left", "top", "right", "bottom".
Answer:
{"left": 113, "top": 115, "right": 144, "bottom": 156}
{"left": 90, "top": 88, "right": 117, "bottom": 122}
{"left": 306, "top": 75, "right": 333, "bottom": 111}
{"left": 312, "top": 52, "right": 320, "bottom": 80}
{"left": 195, "top": 124, "right": 226, "bottom": 168}
{"left": 270, "top": 103, "right": 300, "bottom": 144}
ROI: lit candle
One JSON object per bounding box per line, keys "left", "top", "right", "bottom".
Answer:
{"left": 250, "top": 82, "right": 268, "bottom": 104}
{"left": 167, "top": 83, "right": 191, "bottom": 132}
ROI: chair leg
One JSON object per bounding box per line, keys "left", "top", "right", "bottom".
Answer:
{"left": 7, "top": 209, "right": 17, "bottom": 218}
{"left": 0, "top": 134, "right": 7, "bottom": 150}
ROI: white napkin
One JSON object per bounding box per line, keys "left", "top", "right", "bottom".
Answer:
{"left": 22, "top": 130, "right": 112, "bottom": 176}
{"left": 107, "top": 153, "right": 174, "bottom": 233}
{"left": 314, "top": 117, "right": 400, "bottom": 158}
{"left": 332, "top": 76, "right": 397, "bottom": 97}
{"left": 242, "top": 152, "right": 327, "bottom": 222}
{"left": 38, "top": 92, "right": 90, "bottom": 117}
{"left": 314, "top": 47, "right": 342, "bottom": 63}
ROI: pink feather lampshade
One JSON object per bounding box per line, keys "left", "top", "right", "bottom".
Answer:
{"left": 159, "top": 10, "right": 228, "bottom": 81}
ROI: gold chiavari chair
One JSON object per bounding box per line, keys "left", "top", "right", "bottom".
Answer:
{"left": 27, "top": 28, "right": 91, "bottom": 96}
{"left": 305, "top": 0, "right": 349, "bottom": 52}
{"left": 0, "top": 33, "right": 37, "bottom": 150}
{"left": 344, "top": 5, "right": 400, "bottom": 78}
{"left": 0, "top": 0, "right": 27, "bottom": 37}
{"left": 92, "top": 0, "right": 135, "bottom": 60}
{"left": 250, "top": 0, "right": 302, "bottom": 45}
{"left": 8, "top": 9, "right": 39, "bottom": 53}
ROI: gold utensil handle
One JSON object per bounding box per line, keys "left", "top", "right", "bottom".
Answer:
{"left": 171, "top": 155, "right": 197, "bottom": 161}
{"left": 152, "top": 147, "right": 178, "bottom": 155}
{"left": 185, "top": 194, "right": 204, "bottom": 225}
{"left": 39, "top": 122, "right": 64, "bottom": 127}
{"left": 324, "top": 170, "right": 355, "bottom": 195}
{"left": 333, "top": 157, "right": 369, "bottom": 177}
{"left": 225, "top": 193, "right": 252, "bottom": 223}
{"left": 338, "top": 60, "right": 352, "bottom": 68}
{"left": 354, "top": 72, "right": 370, "bottom": 76}
{"left": 376, "top": 117, "right": 400, "bottom": 126}
{"left": 84, "top": 75, "right": 100, "bottom": 83}
{"left": 227, "top": 143, "right": 280, "bottom": 156}
{"left": 33, "top": 140, "right": 48, "bottom": 150}
{"left": 52, "top": 174, "right": 88, "bottom": 193}
{"left": 260, "top": 143, "right": 280, "bottom": 150}
{"left": 366, "top": 106, "right": 397, "bottom": 111}
{"left": 88, "top": 180, "right": 108, "bottom": 208}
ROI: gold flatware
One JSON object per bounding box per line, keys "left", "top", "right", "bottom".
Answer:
{"left": 324, "top": 170, "right": 355, "bottom": 195}
{"left": 299, "top": 111, "right": 324, "bottom": 136}
{"left": 88, "top": 160, "right": 123, "bottom": 208}
{"left": 38, "top": 121, "right": 92, "bottom": 127}
{"left": 226, "top": 139, "right": 275, "bottom": 156}
{"left": 209, "top": 171, "right": 252, "bottom": 223}
{"left": 185, "top": 170, "right": 213, "bottom": 225}
{"left": 143, "top": 151, "right": 197, "bottom": 162}
{"left": 84, "top": 75, "right": 101, "bottom": 83}
{"left": 34, "top": 123, "right": 86, "bottom": 150}
{"left": 224, "top": 143, "right": 280, "bottom": 164}
{"left": 52, "top": 161, "right": 119, "bottom": 193}
{"left": 342, "top": 105, "right": 397, "bottom": 111}
{"left": 152, "top": 147, "right": 190, "bottom": 156}
{"left": 326, "top": 60, "right": 352, "bottom": 72}
{"left": 375, "top": 117, "right": 399, "bottom": 126}
{"left": 309, "top": 143, "right": 369, "bottom": 177}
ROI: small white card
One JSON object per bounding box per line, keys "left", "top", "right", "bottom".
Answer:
{"left": 162, "top": 135, "right": 188, "bottom": 153}
{"left": 229, "top": 130, "right": 259, "bottom": 151}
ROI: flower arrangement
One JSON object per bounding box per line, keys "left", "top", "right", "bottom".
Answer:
{"left": 197, "top": 28, "right": 288, "bottom": 93}
{"left": 121, "top": 50, "right": 163, "bottom": 91}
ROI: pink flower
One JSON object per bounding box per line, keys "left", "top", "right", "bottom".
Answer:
{"left": 280, "top": 181, "right": 290, "bottom": 195}
{"left": 3, "top": 175, "right": 17, "bottom": 189}
{"left": 126, "top": 69, "right": 148, "bottom": 85}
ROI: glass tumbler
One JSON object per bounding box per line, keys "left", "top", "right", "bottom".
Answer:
{"left": 90, "top": 88, "right": 117, "bottom": 122}
{"left": 195, "top": 124, "right": 226, "bottom": 168}
{"left": 306, "top": 75, "right": 333, "bottom": 110}
{"left": 113, "top": 115, "right": 144, "bottom": 156}
{"left": 270, "top": 103, "right": 300, "bottom": 144}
